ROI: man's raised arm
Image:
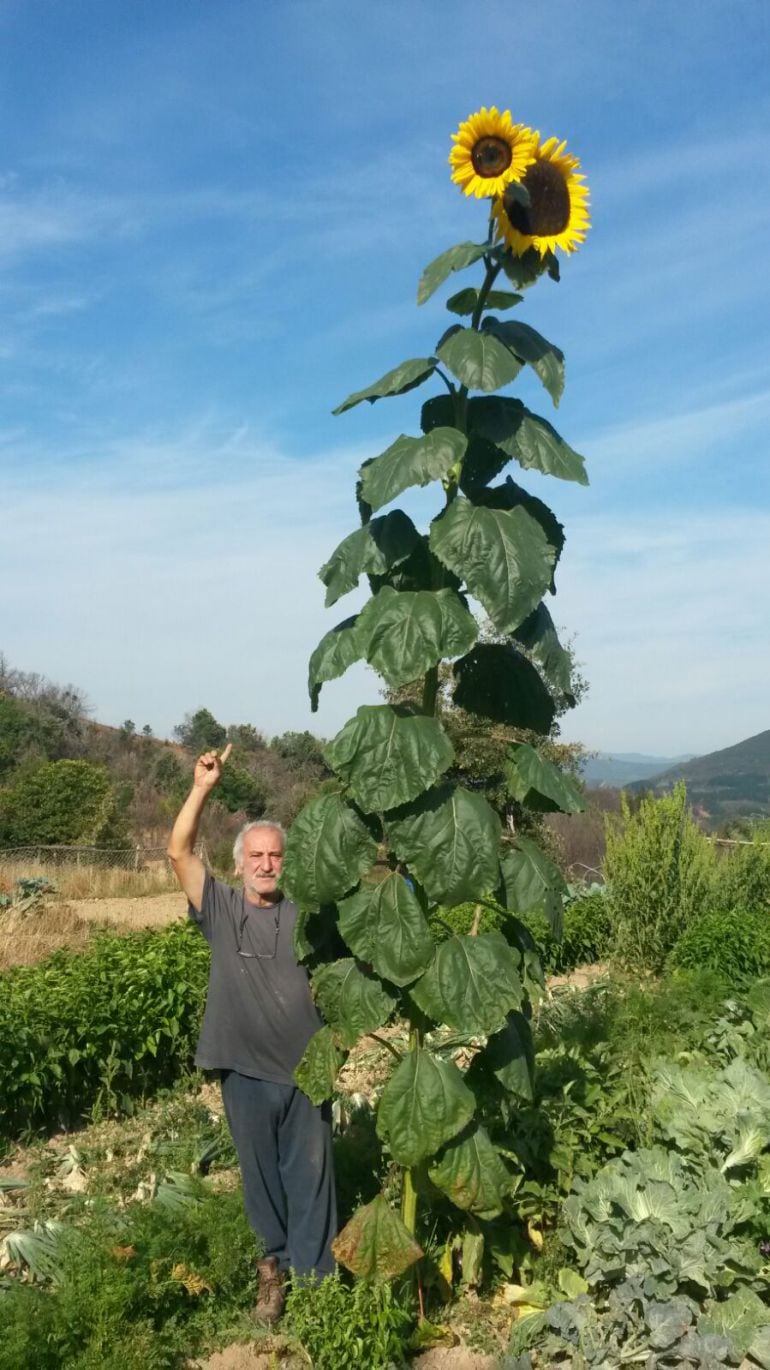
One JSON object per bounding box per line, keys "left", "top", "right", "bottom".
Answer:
{"left": 167, "top": 744, "right": 232, "bottom": 912}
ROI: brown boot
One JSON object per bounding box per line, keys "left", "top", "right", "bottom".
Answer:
{"left": 255, "top": 1256, "right": 286, "bottom": 1325}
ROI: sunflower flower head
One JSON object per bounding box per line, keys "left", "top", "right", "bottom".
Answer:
{"left": 493, "top": 132, "right": 591, "bottom": 257}
{"left": 449, "top": 106, "right": 537, "bottom": 199}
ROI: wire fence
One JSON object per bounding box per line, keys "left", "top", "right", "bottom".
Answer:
{"left": 0, "top": 844, "right": 208, "bottom": 870}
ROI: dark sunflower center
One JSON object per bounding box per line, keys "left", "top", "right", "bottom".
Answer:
{"left": 471, "top": 135, "right": 513, "bottom": 178}
{"left": 504, "top": 159, "right": 570, "bottom": 236}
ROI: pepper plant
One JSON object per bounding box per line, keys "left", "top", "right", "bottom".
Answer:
{"left": 282, "top": 106, "right": 591, "bottom": 1279}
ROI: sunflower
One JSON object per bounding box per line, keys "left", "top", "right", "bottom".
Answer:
{"left": 449, "top": 107, "right": 536, "bottom": 199}
{"left": 492, "top": 133, "right": 590, "bottom": 257}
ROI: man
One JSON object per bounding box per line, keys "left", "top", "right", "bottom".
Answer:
{"left": 167, "top": 745, "right": 337, "bottom": 1324}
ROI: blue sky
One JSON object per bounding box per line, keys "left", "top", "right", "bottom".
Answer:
{"left": 1, "top": 0, "right": 769, "bottom": 757}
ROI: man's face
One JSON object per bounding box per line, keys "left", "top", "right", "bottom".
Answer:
{"left": 237, "top": 827, "right": 285, "bottom": 904}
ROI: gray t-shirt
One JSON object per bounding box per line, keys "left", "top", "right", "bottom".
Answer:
{"left": 188, "top": 872, "right": 323, "bottom": 1084}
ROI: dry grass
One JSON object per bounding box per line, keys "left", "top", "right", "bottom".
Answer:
{"left": 0, "top": 902, "right": 100, "bottom": 971}
{"left": 0, "top": 858, "right": 178, "bottom": 902}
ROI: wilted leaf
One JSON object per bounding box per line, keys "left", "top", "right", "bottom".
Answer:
{"left": 429, "top": 1123, "right": 513, "bottom": 1217}
{"left": 332, "top": 1193, "right": 423, "bottom": 1278}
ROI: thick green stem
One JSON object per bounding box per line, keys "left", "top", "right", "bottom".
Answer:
{"left": 400, "top": 1023, "right": 423, "bottom": 1237}
{"left": 422, "top": 665, "right": 439, "bottom": 717}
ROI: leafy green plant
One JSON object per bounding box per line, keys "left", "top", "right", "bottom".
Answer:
{"left": 713, "top": 840, "right": 770, "bottom": 915}
{"left": 281, "top": 110, "right": 591, "bottom": 1277}
{"left": 523, "top": 886, "right": 611, "bottom": 974}
{"left": 0, "top": 923, "right": 208, "bottom": 1142}
{"left": 0, "top": 758, "right": 130, "bottom": 847}
{"left": 285, "top": 1272, "right": 413, "bottom": 1369}
{"left": 670, "top": 907, "right": 770, "bottom": 982}
{"left": 603, "top": 783, "right": 715, "bottom": 972}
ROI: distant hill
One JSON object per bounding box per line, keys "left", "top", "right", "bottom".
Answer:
{"left": 627, "top": 729, "right": 770, "bottom": 823}
{"left": 581, "top": 752, "right": 696, "bottom": 789}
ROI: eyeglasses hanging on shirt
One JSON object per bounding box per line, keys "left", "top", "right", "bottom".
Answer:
{"left": 236, "top": 901, "right": 281, "bottom": 960}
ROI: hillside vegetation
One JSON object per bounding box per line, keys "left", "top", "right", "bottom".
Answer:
{"left": 630, "top": 728, "right": 770, "bottom": 824}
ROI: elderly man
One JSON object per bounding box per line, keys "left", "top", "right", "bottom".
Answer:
{"left": 167, "top": 745, "right": 336, "bottom": 1323}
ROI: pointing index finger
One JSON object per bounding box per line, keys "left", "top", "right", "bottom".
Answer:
{"left": 219, "top": 743, "right": 233, "bottom": 764}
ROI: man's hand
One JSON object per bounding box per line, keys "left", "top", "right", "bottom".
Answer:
{"left": 193, "top": 743, "right": 233, "bottom": 791}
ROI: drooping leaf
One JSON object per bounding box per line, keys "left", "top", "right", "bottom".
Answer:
{"left": 326, "top": 705, "right": 454, "bottom": 812}
{"left": 499, "top": 246, "right": 551, "bottom": 290}
{"left": 332, "top": 1193, "right": 423, "bottom": 1278}
{"left": 462, "top": 395, "right": 587, "bottom": 484}
{"left": 437, "top": 326, "right": 523, "bottom": 392}
{"left": 482, "top": 319, "right": 565, "bottom": 406}
{"left": 308, "top": 615, "right": 362, "bottom": 711}
{"left": 387, "top": 784, "right": 501, "bottom": 905}
{"left": 428, "top": 1123, "right": 513, "bottom": 1218}
{"left": 337, "top": 872, "right": 434, "bottom": 987}
{"left": 499, "top": 836, "right": 567, "bottom": 937}
{"left": 417, "top": 241, "right": 489, "bottom": 306}
{"left": 357, "top": 586, "right": 478, "bottom": 688}
{"left": 281, "top": 793, "right": 377, "bottom": 907}
{"left": 333, "top": 357, "right": 437, "bottom": 414}
{"left": 376, "top": 1048, "right": 475, "bottom": 1165}
{"left": 430, "top": 495, "right": 556, "bottom": 633}
{"left": 505, "top": 743, "right": 585, "bottom": 813}
{"left": 446, "top": 286, "right": 523, "bottom": 316}
{"left": 513, "top": 603, "right": 575, "bottom": 700}
{"left": 452, "top": 643, "right": 555, "bottom": 734}
{"left": 319, "top": 510, "right": 420, "bottom": 607}
{"left": 311, "top": 958, "right": 397, "bottom": 1049}
{"left": 294, "top": 1026, "right": 346, "bottom": 1105}
{"left": 484, "top": 1010, "right": 535, "bottom": 1101}
{"left": 358, "top": 428, "right": 467, "bottom": 513}
{"left": 410, "top": 931, "right": 523, "bottom": 1035}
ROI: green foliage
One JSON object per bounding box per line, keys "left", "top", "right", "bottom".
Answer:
{"left": 0, "top": 923, "right": 208, "bottom": 1142}
{"left": 172, "top": 707, "right": 227, "bottom": 754}
{"left": 285, "top": 1272, "right": 414, "bottom": 1369}
{"left": 524, "top": 888, "right": 611, "bottom": 975}
{"left": 714, "top": 840, "right": 770, "bottom": 914}
{"left": 670, "top": 906, "right": 770, "bottom": 982}
{"left": 0, "top": 758, "right": 130, "bottom": 847}
{"left": 603, "top": 783, "right": 715, "bottom": 971}
{"left": 0, "top": 1181, "right": 256, "bottom": 1370}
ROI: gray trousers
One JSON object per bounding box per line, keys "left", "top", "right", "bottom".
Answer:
{"left": 220, "top": 1070, "right": 337, "bottom": 1277}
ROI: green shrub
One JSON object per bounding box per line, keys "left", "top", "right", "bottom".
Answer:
{"left": 669, "top": 907, "right": 770, "bottom": 982}
{"left": 523, "top": 889, "right": 611, "bottom": 974}
{"left": 713, "top": 841, "right": 770, "bottom": 914}
{"left": 0, "top": 758, "right": 130, "bottom": 846}
{"left": 603, "top": 783, "right": 715, "bottom": 972}
{"left": 428, "top": 898, "right": 507, "bottom": 940}
{"left": 0, "top": 923, "right": 208, "bottom": 1143}
{"left": 285, "top": 1272, "right": 413, "bottom": 1370}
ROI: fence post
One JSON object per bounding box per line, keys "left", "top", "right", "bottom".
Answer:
{"left": 135, "top": 845, "right": 141, "bottom": 872}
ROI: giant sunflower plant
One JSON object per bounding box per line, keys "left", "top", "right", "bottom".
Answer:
{"left": 282, "top": 107, "right": 591, "bottom": 1281}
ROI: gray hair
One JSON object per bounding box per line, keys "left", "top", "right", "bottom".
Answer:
{"left": 233, "top": 819, "right": 287, "bottom": 868}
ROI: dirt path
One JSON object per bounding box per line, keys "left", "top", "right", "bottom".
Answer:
{"left": 68, "top": 891, "right": 187, "bottom": 927}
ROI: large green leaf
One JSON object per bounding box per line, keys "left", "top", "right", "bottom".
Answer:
{"left": 319, "top": 510, "right": 420, "bottom": 607}
{"left": 333, "top": 357, "right": 437, "bottom": 414}
{"left": 376, "top": 1048, "right": 475, "bottom": 1165}
{"left": 358, "top": 428, "right": 467, "bottom": 513}
{"left": 482, "top": 319, "right": 565, "bottom": 406}
{"left": 463, "top": 396, "right": 587, "bottom": 485}
{"left": 417, "top": 241, "right": 489, "bottom": 306}
{"left": 484, "top": 1010, "right": 535, "bottom": 1101}
{"left": 513, "top": 603, "right": 575, "bottom": 700}
{"left": 410, "top": 931, "right": 523, "bottom": 1034}
{"left": 446, "top": 287, "right": 523, "bottom": 316}
{"left": 387, "top": 784, "right": 501, "bottom": 905}
{"left": 452, "top": 643, "right": 555, "bottom": 734}
{"left": 337, "top": 872, "right": 434, "bottom": 987}
{"left": 505, "top": 742, "right": 584, "bottom": 813}
{"left": 294, "top": 1026, "right": 346, "bottom": 1105}
{"left": 308, "top": 615, "right": 362, "bottom": 711}
{"left": 429, "top": 495, "right": 556, "bottom": 633}
{"left": 311, "top": 958, "right": 397, "bottom": 1049}
{"left": 281, "top": 793, "right": 377, "bottom": 907}
{"left": 428, "top": 1123, "right": 513, "bottom": 1218}
{"left": 357, "top": 586, "right": 478, "bottom": 688}
{"left": 437, "top": 326, "right": 523, "bottom": 392}
{"left": 332, "top": 1193, "right": 423, "bottom": 1278}
{"left": 499, "top": 836, "right": 567, "bottom": 936}
{"left": 326, "top": 705, "right": 454, "bottom": 813}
